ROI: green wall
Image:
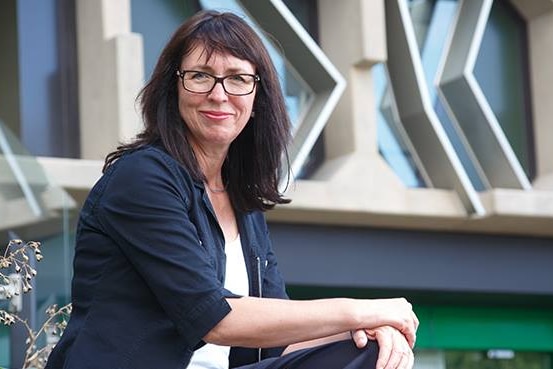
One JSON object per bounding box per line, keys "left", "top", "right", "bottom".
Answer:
{"left": 416, "top": 305, "right": 553, "bottom": 351}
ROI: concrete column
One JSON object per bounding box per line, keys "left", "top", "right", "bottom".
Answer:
{"left": 317, "top": 0, "right": 386, "bottom": 159}
{"left": 76, "top": 0, "right": 144, "bottom": 160}
{"left": 527, "top": 10, "right": 553, "bottom": 189}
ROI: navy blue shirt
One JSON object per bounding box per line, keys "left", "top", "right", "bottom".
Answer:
{"left": 45, "top": 145, "right": 289, "bottom": 369}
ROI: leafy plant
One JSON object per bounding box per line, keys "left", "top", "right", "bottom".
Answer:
{"left": 0, "top": 239, "right": 71, "bottom": 369}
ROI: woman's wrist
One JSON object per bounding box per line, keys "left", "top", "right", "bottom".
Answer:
{"left": 344, "top": 298, "right": 376, "bottom": 331}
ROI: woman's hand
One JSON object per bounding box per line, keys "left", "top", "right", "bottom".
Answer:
{"left": 352, "top": 298, "right": 419, "bottom": 348}
{"left": 351, "top": 326, "right": 414, "bottom": 369}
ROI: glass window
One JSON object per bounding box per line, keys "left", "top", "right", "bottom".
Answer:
{"left": 378, "top": 0, "right": 535, "bottom": 191}
{"left": 396, "top": 0, "right": 534, "bottom": 190}
{"left": 380, "top": 0, "right": 535, "bottom": 190}
{"left": 374, "top": 63, "right": 426, "bottom": 188}
{"left": 411, "top": 0, "right": 487, "bottom": 191}
{"left": 0, "top": 119, "right": 76, "bottom": 367}
{"left": 281, "top": 0, "right": 324, "bottom": 179}
{"left": 376, "top": 0, "right": 470, "bottom": 189}
{"left": 0, "top": 0, "right": 80, "bottom": 158}
{"left": 0, "top": 121, "right": 76, "bottom": 283}
{"left": 474, "top": 0, "right": 535, "bottom": 180}
{"left": 131, "top": 0, "right": 201, "bottom": 79}
{"left": 409, "top": 0, "right": 487, "bottom": 190}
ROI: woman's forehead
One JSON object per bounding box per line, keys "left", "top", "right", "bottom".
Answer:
{"left": 181, "top": 44, "right": 255, "bottom": 71}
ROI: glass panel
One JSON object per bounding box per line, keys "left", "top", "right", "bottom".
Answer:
{"left": 16, "top": 0, "right": 79, "bottom": 158}
{"left": 0, "top": 122, "right": 47, "bottom": 222}
{"left": 374, "top": 63, "right": 426, "bottom": 188}
{"left": 445, "top": 350, "right": 551, "bottom": 369}
{"left": 283, "top": 0, "right": 318, "bottom": 40}
{"left": 131, "top": 0, "right": 200, "bottom": 79}
{"left": 407, "top": 0, "right": 488, "bottom": 191}
{"left": 0, "top": 120, "right": 76, "bottom": 366}
{"left": 281, "top": 0, "right": 325, "bottom": 180}
{"left": 377, "top": 0, "right": 478, "bottom": 189}
{"left": 474, "top": 0, "right": 534, "bottom": 180}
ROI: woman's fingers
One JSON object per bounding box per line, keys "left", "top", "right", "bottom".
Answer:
{"left": 408, "top": 310, "right": 419, "bottom": 347}
{"left": 373, "top": 328, "right": 393, "bottom": 369}
{"left": 399, "top": 326, "right": 416, "bottom": 349}
{"left": 371, "top": 326, "right": 414, "bottom": 369}
{"left": 400, "top": 302, "right": 418, "bottom": 349}
{"left": 396, "top": 348, "right": 414, "bottom": 369}
{"left": 406, "top": 347, "right": 415, "bottom": 369}
{"left": 412, "top": 310, "right": 420, "bottom": 331}
{"left": 351, "top": 329, "right": 369, "bottom": 348}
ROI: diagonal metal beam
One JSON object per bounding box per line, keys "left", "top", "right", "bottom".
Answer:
{"left": 438, "top": 0, "right": 531, "bottom": 190}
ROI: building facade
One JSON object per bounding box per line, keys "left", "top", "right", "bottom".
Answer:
{"left": 1, "top": 0, "right": 552, "bottom": 368}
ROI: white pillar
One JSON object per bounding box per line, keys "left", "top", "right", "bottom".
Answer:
{"left": 76, "top": 0, "right": 144, "bottom": 160}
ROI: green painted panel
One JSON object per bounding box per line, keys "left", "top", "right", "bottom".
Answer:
{"left": 0, "top": 326, "right": 10, "bottom": 368}
{"left": 288, "top": 285, "right": 553, "bottom": 351}
{"left": 416, "top": 305, "right": 553, "bottom": 351}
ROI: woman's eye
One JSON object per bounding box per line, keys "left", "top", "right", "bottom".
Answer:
{"left": 229, "top": 75, "right": 247, "bottom": 83}
{"left": 189, "top": 72, "right": 210, "bottom": 80}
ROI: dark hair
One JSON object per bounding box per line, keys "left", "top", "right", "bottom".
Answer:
{"left": 103, "top": 10, "right": 291, "bottom": 212}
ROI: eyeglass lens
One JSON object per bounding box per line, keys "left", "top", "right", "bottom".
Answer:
{"left": 181, "top": 71, "right": 257, "bottom": 95}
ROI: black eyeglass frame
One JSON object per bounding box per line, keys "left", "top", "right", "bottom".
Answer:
{"left": 176, "top": 70, "right": 260, "bottom": 96}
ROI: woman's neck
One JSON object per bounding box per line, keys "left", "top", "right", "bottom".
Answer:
{"left": 191, "top": 142, "right": 227, "bottom": 191}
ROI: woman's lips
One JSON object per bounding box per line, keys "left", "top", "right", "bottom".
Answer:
{"left": 201, "top": 110, "right": 232, "bottom": 120}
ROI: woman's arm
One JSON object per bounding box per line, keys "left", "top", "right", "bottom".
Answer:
{"left": 204, "top": 296, "right": 418, "bottom": 349}
{"left": 281, "top": 332, "right": 351, "bottom": 355}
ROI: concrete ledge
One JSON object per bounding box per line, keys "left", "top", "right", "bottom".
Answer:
{"left": 36, "top": 157, "right": 103, "bottom": 190}
{"left": 34, "top": 156, "right": 553, "bottom": 237}
{"left": 271, "top": 180, "right": 553, "bottom": 237}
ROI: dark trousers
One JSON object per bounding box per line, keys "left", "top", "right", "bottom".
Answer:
{"left": 236, "top": 340, "right": 379, "bottom": 369}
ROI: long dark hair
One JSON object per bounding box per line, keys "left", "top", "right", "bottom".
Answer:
{"left": 104, "top": 10, "right": 291, "bottom": 212}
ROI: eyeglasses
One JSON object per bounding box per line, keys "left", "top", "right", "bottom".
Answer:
{"left": 176, "top": 70, "right": 260, "bottom": 96}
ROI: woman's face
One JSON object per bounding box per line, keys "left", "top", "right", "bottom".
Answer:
{"left": 177, "top": 45, "right": 257, "bottom": 153}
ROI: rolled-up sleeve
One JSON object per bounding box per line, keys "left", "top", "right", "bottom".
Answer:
{"left": 94, "top": 149, "right": 230, "bottom": 348}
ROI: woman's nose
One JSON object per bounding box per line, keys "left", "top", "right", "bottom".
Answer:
{"left": 208, "top": 81, "right": 228, "bottom": 101}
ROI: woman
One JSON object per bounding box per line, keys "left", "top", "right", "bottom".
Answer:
{"left": 45, "top": 10, "right": 418, "bottom": 369}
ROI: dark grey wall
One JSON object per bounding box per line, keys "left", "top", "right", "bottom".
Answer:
{"left": 269, "top": 222, "right": 553, "bottom": 297}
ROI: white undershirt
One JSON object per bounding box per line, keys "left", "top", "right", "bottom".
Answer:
{"left": 187, "top": 235, "right": 249, "bottom": 369}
